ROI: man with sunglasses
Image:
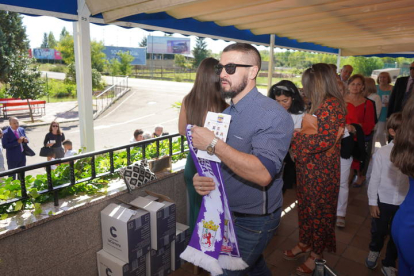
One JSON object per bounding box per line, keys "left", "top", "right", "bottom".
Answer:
{"left": 388, "top": 61, "right": 414, "bottom": 117}
{"left": 191, "top": 43, "right": 293, "bottom": 275}
{"left": 2, "top": 117, "right": 29, "bottom": 171}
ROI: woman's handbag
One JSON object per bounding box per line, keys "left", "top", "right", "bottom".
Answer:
{"left": 23, "top": 143, "right": 35, "bottom": 156}
{"left": 39, "top": 147, "right": 53, "bottom": 157}
{"left": 300, "top": 113, "right": 343, "bottom": 154}
{"left": 300, "top": 113, "right": 318, "bottom": 134}
{"left": 119, "top": 159, "right": 156, "bottom": 192}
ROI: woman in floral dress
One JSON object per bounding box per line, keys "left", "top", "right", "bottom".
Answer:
{"left": 283, "top": 63, "right": 346, "bottom": 275}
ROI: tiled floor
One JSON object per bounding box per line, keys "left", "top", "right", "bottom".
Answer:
{"left": 173, "top": 182, "right": 389, "bottom": 276}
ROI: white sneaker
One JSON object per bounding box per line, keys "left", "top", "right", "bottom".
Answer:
{"left": 365, "top": 251, "right": 380, "bottom": 269}
{"left": 381, "top": 266, "right": 397, "bottom": 276}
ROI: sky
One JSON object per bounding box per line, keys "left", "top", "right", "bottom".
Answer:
{"left": 22, "top": 15, "right": 270, "bottom": 54}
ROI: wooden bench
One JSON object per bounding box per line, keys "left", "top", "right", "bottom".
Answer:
{"left": 1, "top": 100, "right": 46, "bottom": 118}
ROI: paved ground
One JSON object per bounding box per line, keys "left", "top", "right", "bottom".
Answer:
{"left": 174, "top": 185, "right": 387, "bottom": 276}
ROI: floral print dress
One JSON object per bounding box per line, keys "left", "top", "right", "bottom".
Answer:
{"left": 291, "top": 97, "right": 346, "bottom": 255}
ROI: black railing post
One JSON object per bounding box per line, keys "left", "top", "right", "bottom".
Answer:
{"left": 46, "top": 166, "right": 59, "bottom": 206}
{"left": 126, "top": 147, "right": 131, "bottom": 166}
{"left": 142, "top": 145, "right": 146, "bottom": 160}
{"left": 19, "top": 172, "right": 27, "bottom": 198}
{"left": 181, "top": 135, "right": 185, "bottom": 153}
{"left": 110, "top": 151, "right": 114, "bottom": 173}
{"left": 169, "top": 137, "right": 173, "bottom": 156}
{"left": 70, "top": 161, "right": 75, "bottom": 185}
{"left": 156, "top": 140, "right": 160, "bottom": 158}
{"left": 91, "top": 156, "right": 96, "bottom": 179}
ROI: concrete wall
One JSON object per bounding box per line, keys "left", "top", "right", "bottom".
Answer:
{"left": 0, "top": 172, "right": 186, "bottom": 276}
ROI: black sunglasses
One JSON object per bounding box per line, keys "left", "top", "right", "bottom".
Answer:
{"left": 215, "top": 63, "right": 253, "bottom": 75}
{"left": 410, "top": 67, "right": 414, "bottom": 70}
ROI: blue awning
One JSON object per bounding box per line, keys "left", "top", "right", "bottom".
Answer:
{"left": 1, "top": 0, "right": 413, "bottom": 57}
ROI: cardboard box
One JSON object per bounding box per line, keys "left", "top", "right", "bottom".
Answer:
{"left": 97, "top": 249, "right": 146, "bottom": 276}
{"left": 146, "top": 243, "right": 172, "bottom": 276}
{"left": 101, "top": 203, "right": 151, "bottom": 263}
{"left": 171, "top": 222, "right": 190, "bottom": 271}
{"left": 129, "top": 194, "right": 176, "bottom": 250}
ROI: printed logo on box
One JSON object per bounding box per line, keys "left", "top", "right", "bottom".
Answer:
{"left": 110, "top": 226, "right": 117, "bottom": 238}
{"left": 105, "top": 267, "right": 112, "bottom": 276}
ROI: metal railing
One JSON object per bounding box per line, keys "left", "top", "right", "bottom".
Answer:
{"left": 0, "top": 134, "right": 187, "bottom": 209}
{"left": 94, "top": 75, "right": 130, "bottom": 118}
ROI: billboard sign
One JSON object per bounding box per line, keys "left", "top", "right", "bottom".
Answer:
{"left": 103, "top": 46, "right": 147, "bottom": 65}
{"left": 33, "top": 48, "right": 62, "bottom": 60}
{"left": 147, "top": 36, "right": 191, "bottom": 55}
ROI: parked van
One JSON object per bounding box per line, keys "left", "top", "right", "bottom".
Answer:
{"left": 371, "top": 68, "right": 401, "bottom": 83}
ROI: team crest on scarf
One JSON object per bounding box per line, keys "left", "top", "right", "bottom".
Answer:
{"left": 201, "top": 220, "right": 219, "bottom": 248}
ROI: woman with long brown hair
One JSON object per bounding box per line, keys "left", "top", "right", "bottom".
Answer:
{"left": 283, "top": 63, "right": 346, "bottom": 275}
{"left": 43, "top": 121, "right": 65, "bottom": 159}
{"left": 391, "top": 95, "right": 414, "bottom": 276}
{"left": 178, "top": 57, "right": 227, "bottom": 234}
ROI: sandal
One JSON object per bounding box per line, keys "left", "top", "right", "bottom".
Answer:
{"left": 336, "top": 217, "right": 346, "bottom": 228}
{"left": 353, "top": 176, "right": 366, "bottom": 188}
{"left": 296, "top": 254, "right": 317, "bottom": 276}
{"left": 283, "top": 243, "right": 311, "bottom": 260}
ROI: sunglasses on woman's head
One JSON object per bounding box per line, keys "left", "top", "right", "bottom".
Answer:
{"left": 214, "top": 63, "right": 253, "bottom": 75}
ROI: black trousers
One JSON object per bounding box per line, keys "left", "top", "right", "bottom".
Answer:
{"left": 282, "top": 152, "right": 296, "bottom": 193}
{"left": 369, "top": 200, "right": 399, "bottom": 268}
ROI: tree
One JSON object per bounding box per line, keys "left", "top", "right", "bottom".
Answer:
{"left": 56, "top": 33, "right": 75, "bottom": 64}
{"left": 91, "top": 41, "right": 106, "bottom": 72}
{"left": 260, "top": 50, "right": 270, "bottom": 62}
{"left": 139, "top": 36, "right": 147, "bottom": 47}
{"left": 192, "top": 37, "right": 208, "bottom": 68}
{"left": 118, "top": 51, "right": 134, "bottom": 76}
{"left": 174, "top": 54, "right": 190, "bottom": 69}
{"left": 341, "top": 56, "right": 384, "bottom": 76}
{"left": 0, "top": 11, "right": 29, "bottom": 83}
{"left": 60, "top": 27, "right": 69, "bottom": 41}
{"left": 7, "top": 51, "right": 45, "bottom": 122}
{"left": 48, "top": 32, "right": 57, "bottom": 49}
{"left": 41, "top": 33, "right": 49, "bottom": 48}
{"left": 65, "top": 63, "right": 104, "bottom": 90}
{"left": 108, "top": 58, "right": 121, "bottom": 76}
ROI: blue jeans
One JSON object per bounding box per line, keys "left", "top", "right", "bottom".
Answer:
{"left": 221, "top": 207, "right": 282, "bottom": 276}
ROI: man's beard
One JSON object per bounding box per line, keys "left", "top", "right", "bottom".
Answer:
{"left": 220, "top": 75, "right": 248, "bottom": 100}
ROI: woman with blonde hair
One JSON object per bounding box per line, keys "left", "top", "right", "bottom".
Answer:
{"left": 178, "top": 57, "right": 227, "bottom": 234}
{"left": 391, "top": 95, "right": 414, "bottom": 276}
{"left": 376, "top": 72, "right": 393, "bottom": 146}
{"left": 283, "top": 63, "right": 346, "bottom": 275}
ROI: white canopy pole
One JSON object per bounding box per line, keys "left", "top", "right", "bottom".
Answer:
{"left": 73, "top": 0, "right": 95, "bottom": 151}
{"left": 267, "top": 34, "right": 275, "bottom": 93}
{"left": 336, "top": 49, "right": 342, "bottom": 73}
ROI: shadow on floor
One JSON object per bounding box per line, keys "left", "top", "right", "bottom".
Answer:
{"left": 172, "top": 184, "right": 388, "bottom": 276}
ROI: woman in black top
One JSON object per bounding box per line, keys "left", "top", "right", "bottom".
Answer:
{"left": 43, "top": 121, "right": 65, "bottom": 158}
